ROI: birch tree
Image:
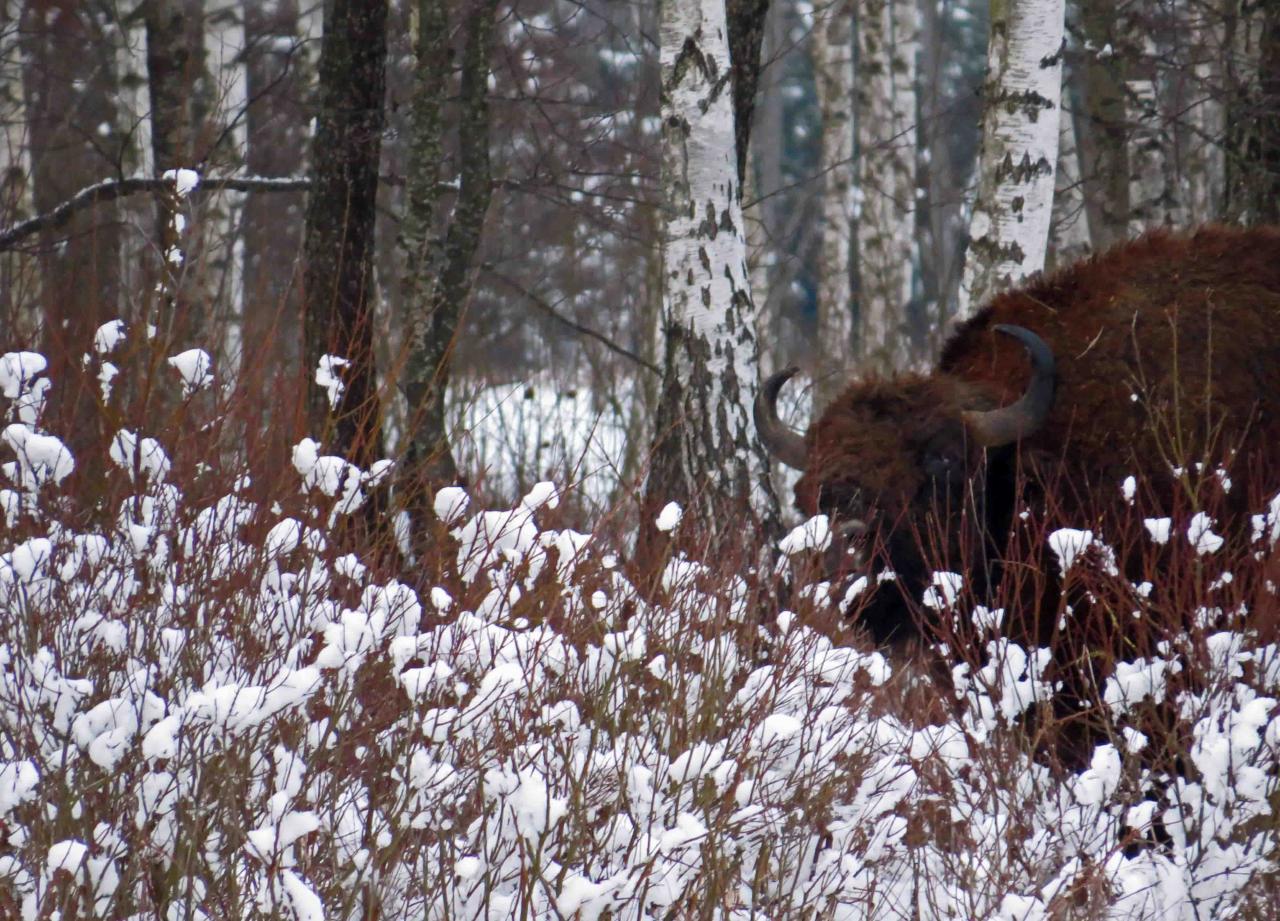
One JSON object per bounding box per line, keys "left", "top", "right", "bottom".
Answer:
{"left": 1075, "top": 0, "right": 1130, "bottom": 249}
{"left": 956, "top": 0, "right": 1065, "bottom": 321}
{"left": 855, "top": 0, "right": 918, "bottom": 373}
{"left": 812, "top": 0, "right": 855, "bottom": 407}
{"left": 642, "top": 0, "right": 780, "bottom": 552}
{"left": 398, "top": 0, "right": 499, "bottom": 505}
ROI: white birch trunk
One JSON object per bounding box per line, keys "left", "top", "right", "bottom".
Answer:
{"left": 648, "top": 0, "right": 778, "bottom": 529}
{"left": 1184, "top": 41, "right": 1225, "bottom": 223}
{"left": 1047, "top": 97, "right": 1090, "bottom": 268}
{"left": 1126, "top": 34, "right": 1178, "bottom": 234}
{"left": 956, "top": 0, "right": 1064, "bottom": 321}
{"left": 115, "top": 11, "right": 154, "bottom": 306}
{"left": 812, "top": 0, "right": 855, "bottom": 405}
{"left": 855, "top": 0, "right": 918, "bottom": 374}
{"left": 201, "top": 0, "right": 247, "bottom": 364}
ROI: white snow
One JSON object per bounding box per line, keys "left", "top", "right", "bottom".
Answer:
{"left": 315, "top": 355, "right": 348, "bottom": 409}
{"left": 167, "top": 349, "right": 214, "bottom": 395}
{"left": 93, "top": 320, "right": 126, "bottom": 355}
{"left": 654, "top": 501, "right": 683, "bottom": 533}
{"left": 161, "top": 167, "right": 200, "bottom": 196}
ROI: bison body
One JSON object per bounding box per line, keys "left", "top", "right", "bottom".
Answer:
{"left": 759, "top": 226, "right": 1280, "bottom": 644}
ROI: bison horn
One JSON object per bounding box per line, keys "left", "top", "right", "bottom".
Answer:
{"left": 755, "top": 367, "right": 808, "bottom": 470}
{"left": 962, "top": 324, "right": 1056, "bottom": 448}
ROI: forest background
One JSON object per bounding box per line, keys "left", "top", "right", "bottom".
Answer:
{"left": 4, "top": 0, "right": 1276, "bottom": 538}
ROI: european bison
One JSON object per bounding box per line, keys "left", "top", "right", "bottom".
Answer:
{"left": 756, "top": 225, "right": 1280, "bottom": 645}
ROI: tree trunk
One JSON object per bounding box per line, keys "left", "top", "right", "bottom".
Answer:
{"left": 1075, "top": 0, "right": 1130, "bottom": 249}
{"left": 242, "top": 0, "right": 308, "bottom": 376}
{"left": 855, "top": 0, "right": 918, "bottom": 374}
{"left": 0, "top": 0, "right": 37, "bottom": 340}
{"left": 198, "top": 0, "right": 247, "bottom": 355}
{"left": 1223, "top": 0, "right": 1280, "bottom": 225}
{"left": 301, "top": 0, "right": 389, "bottom": 471}
{"left": 641, "top": 0, "right": 781, "bottom": 563}
{"left": 21, "top": 0, "right": 124, "bottom": 437}
{"left": 726, "top": 0, "right": 771, "bottom": 187}
{"left": 956, "top": 0, "right": 1065, "bottom": 322}
{"left": 399, "top": 0, "right": 498, "bottom": 509}
{"left": 1047, "top": 88, "right": 1091, "bottom": 269}
{"left": 747, "top": 0, "right": 785, "bottom": 376}
{"left": 812, "top": 0, "right": 855, "bottom": 407}
{"left": 1126, "top": 31, "right": 1179, "bottom": 233}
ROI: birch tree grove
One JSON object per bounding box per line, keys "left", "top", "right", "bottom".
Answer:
{"left": 957, "top": 0, "right": 1065, "bottom": 321}
{"left": 812, "top": 0, "right": 855, "bottom": 409}
{"left": 643, "top": 0, "right": 780, "bottom": 552}
{"left": 855, "top": 0, "right": 918, "bottom": 372}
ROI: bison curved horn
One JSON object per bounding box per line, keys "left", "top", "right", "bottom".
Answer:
{"left": 754, "top": 367, "right": 808, "bottom": 470}
{"left": 962, "top": 324, "right": 1056, "bottom": 448}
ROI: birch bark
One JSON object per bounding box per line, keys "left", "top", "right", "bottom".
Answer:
{"left": 644, "top": 0, "right": 780, "bottom": 549}
{"left": 812, "top": 0, "right": 855, "bottom": 406}
{"left": 956, "top": 0, "right": 1064, "bottom": 321}
{"left": 855, "top": 0, "right": 917, "bottom": 374}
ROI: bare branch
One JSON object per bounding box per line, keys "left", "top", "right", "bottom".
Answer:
{"left": 0, "top": 175, "right": 311, "bottom": 252}
{"left": 488, "top": 269, "right": 660, "bottom": 376}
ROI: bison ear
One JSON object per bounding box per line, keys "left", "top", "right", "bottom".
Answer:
{"left": 961, "top": 325, "right": 1056, "bottom": 447}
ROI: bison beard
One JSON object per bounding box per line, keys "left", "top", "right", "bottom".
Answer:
{"left": 757, "top": 225, "right": 1280, "bottom": 648}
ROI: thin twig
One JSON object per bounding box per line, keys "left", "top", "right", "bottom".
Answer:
{"left": 488, "top": 269, "right": 660, "bottom": 376}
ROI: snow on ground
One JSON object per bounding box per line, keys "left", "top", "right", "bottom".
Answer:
{"left": 0, "top": 347, "right": 1276, "bottom": 919}
{"left": 448, "top": 376, "right": 631, "bottom": 511}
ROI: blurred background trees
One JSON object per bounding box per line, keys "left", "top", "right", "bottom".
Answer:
{"left": 0, "top": 0, "right": 1277, "bottom": 533}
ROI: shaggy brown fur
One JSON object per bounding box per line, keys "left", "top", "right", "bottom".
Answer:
{"left": 943, "top": 224, "right": 1280, "bottom": 509}
{"left": 796, "top": 225, "right": 1280, "bottom": 645}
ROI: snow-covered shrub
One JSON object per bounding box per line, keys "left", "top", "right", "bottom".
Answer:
{"left": 0, "top": 341, "right": 1276, "bottom": 920}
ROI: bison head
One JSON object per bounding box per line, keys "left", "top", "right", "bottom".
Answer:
{"left": 756, "top": 325, "right": 1056, "bottom": 644}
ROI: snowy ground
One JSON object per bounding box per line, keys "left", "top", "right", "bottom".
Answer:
{"left": 0, "top": 341, "right": 1277, "bottom": 919}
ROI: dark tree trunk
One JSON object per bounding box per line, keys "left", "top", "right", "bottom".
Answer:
{"left": 302, "top": 0, "right": 389, "bottom": 471}
{"left": 21, "top": 0, "right": 123, "bottom": 450}
{"left": 144, "top": 0, "right": 195, "bottom": 173}
{"left": 243, "top": 0, "right": 308, "bottom": 371}
{"left": 726, "top": 0, "right": 771, "bottom": 188}
{"left": 1224, "top": 2, "right": 1280, "bottom": 225}
{"left": 399, "top": 0, "right": 497, "bottom": 510}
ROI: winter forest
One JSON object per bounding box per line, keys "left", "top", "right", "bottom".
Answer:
{"left": 1, "top": 0, "right": 1280, "bottom": 917}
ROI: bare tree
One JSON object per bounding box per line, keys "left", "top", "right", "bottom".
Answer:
{"left": 20, "top": 0, "right": 125, "bottom": 429}
{"left": 811, "top": 0, "right": 855, "bottom": 407}
{"left": 399, "top": 0, "right": 499, "bottom": 507}
{"left": 957, "top": 0, "right": 1065, "bottom": 321}
{"left": 1224, "top": 0, "right": 1280, "bottom": 224}
{"left": 242, "top": 0, "right": 309, "bottom": 369}
{"left": 1047, "top": 91, "right": 1091, "bottom": 268}
{"left": 1074, "top": 0, "right": 1131, "bottom": 248}
{"left": 642, "top": 0, "right": 781, "bottom": 557}
{"left": 301, "top": 0, "right": 389, "bottom": 470}
{"left": 855, "top": 0, "right": 918, "bottom": 372}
